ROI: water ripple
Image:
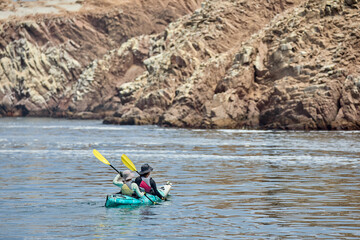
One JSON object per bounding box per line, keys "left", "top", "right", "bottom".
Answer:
{"left": 0, "top": 118, "right": 359, "bottom": 239}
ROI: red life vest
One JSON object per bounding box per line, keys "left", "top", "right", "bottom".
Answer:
{"left": 139, "top": 180, "right": 152, "bottom": 193}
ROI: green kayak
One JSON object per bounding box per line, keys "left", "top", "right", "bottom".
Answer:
{"left": 105, "top": 184, "right": 172, "bottom": 207}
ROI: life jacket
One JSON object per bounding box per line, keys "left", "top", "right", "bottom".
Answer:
{"left": 139, "top": 180, "right": 152, "bottom": 193}
{"left": 121, "top": 182, "right": 134, "bottom": 196}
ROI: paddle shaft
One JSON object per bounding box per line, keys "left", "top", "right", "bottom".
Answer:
{"left": 144, "top": 193, "right": 157, "bottom": 204}
{"left": 110, "top": 164, "right": 123, "bottom": 177}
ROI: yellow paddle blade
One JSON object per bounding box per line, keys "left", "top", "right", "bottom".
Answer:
{"left": 121, "top": 154, "right": 137, "bottom": 171}
{"left": 93, "top": 149, "right": 110, "bottom": 165}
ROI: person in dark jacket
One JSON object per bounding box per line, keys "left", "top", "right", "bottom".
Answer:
{"left": 135, "top": 163, "right": 165, "bottom": 200}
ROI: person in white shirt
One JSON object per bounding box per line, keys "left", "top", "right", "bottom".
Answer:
{"left": 113, "top": 170, "right": 144, "bottom": 198}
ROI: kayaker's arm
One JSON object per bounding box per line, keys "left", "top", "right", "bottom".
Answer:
{"left": 150, "top": 178, "right": 165, "bottom": 200}
{"left": 131, "top": 183, "right": 145, "bottom": 198}
{"left": 112, "top": 174, "right": 124, "bottom": 188}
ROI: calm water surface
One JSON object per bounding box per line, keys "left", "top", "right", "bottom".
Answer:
{"left": 0, "top": 118, "right": 359, "bottom": 239}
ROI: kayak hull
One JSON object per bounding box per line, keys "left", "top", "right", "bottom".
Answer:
{"left": 105, "top": 184, "right": 172, "bottom": 207}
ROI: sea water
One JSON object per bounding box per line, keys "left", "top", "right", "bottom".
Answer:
{"left": 0, "top": 118, "right": 359, "bottom": 239}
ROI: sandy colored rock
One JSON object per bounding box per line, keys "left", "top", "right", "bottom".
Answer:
{"left": 0, "top": 0, "right": 202, "bottom": 118}
{"left": 1, "top": 0, "right": 360, "bottom": 130}
{"left": 108, "top": 0, "right": 360, "bottom": 130}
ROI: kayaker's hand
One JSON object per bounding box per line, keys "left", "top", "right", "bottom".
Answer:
{"left": 161, "top": 197, "right": 167, "bottom": 201}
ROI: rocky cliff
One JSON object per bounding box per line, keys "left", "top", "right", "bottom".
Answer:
{"left": 0, "top": 0, "right": 202, "bottom": 117}
{"left": 1, "top": 0, "right": 359, "bottom": 130}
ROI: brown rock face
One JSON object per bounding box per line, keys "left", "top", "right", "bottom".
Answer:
{"left": 104, "top": 0, "right": 360, "bottom": 130}
{"left": 1, "top": 0, "right": 360, "bottom": 130}
{"left": 0, "top": 0, "right": 202, "bottom": 118}
{"left": 104, "top": 0, "right": 306, "bottom": 127}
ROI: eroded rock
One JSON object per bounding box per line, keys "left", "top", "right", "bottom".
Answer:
{"left": 1, "top": 0, "right": 360, "bottom": 130}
